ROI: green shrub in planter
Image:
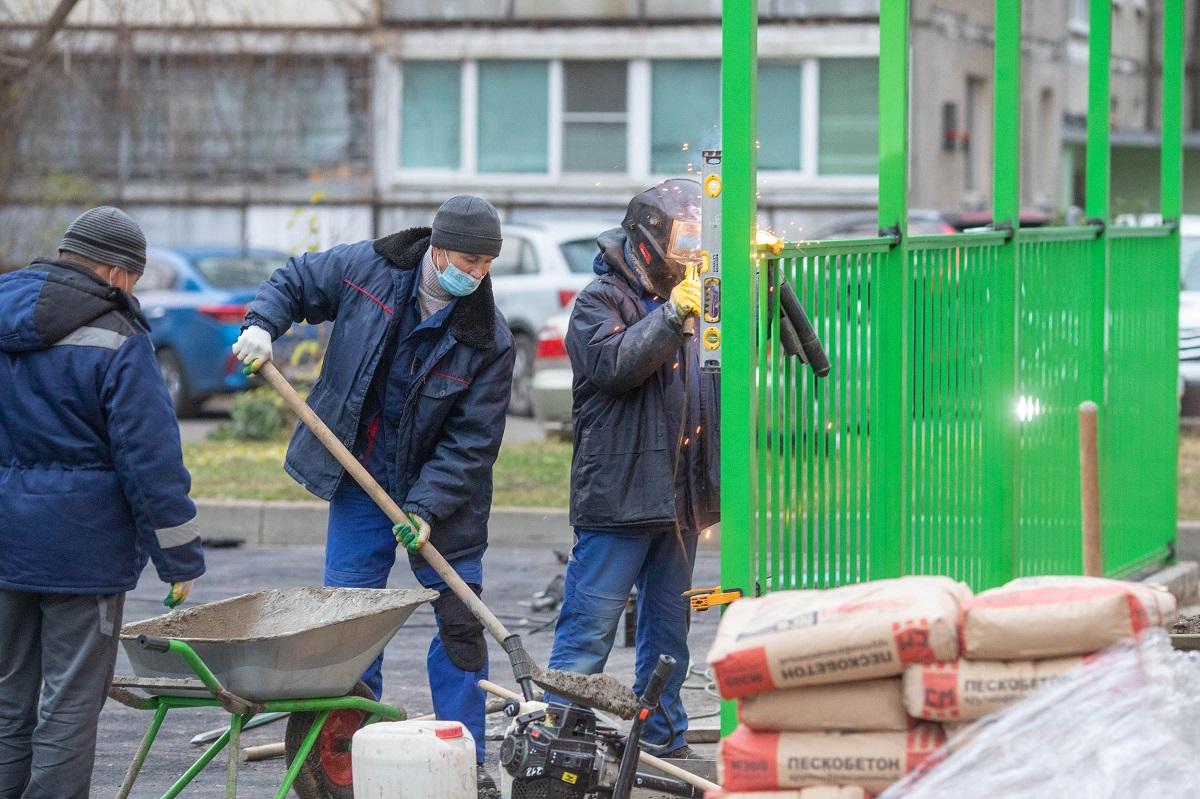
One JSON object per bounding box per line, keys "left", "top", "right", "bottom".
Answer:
{"left": 229, "top": 387, "right": 285, "bottom": 440}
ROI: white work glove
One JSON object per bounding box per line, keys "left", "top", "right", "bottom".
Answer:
{"left": 163, "top": 580, "right": 194, "bottom": 609}
{"left": 232, "top": 325, "right": 273, "bottom": 371}
{"left": 392, "top": 513, "right": 430, "bottom": 552}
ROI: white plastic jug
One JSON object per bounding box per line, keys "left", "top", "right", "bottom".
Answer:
{"left": 352, "top": 719, "right": 476, "bottom": 798}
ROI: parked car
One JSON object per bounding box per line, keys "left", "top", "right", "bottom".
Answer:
{"left": 812, "top": 209, "right": 958, "bottom": 239}
{"left": 531, "top": 307, "right": 574, "bottom": 438}
{"left": 136, "top": 246, "right": 328, "bottom": 417}
{"left": 1180, "top": 216, "right": 1200, "bottom": 415}
{"left": 489, "top": 221, "right": 606, "bottom": 416}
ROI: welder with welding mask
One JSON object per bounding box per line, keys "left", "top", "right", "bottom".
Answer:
{"left": 547, "top": 178, "right": 718, "bottom": 758}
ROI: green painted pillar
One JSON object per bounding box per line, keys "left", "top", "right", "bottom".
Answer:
{"left": 719, "top": 0, "right": 757, "bottom": 736}
{"left": 1086, "top": 0, "right": 1111, "bottom": 573}
{"left": 990, "top": 0, "right": 1020, "bottom": 583}
{"left": 872, "top": 0, "right": 910, "bottom": 578}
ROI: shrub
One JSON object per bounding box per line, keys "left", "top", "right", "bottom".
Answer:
{"left": 228, "top": 387, "right": 286, "bottom": 441}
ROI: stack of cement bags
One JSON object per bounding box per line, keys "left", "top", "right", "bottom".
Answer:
{"left": 708, "top": 575, "right": 1176, "bottom": 797}
{"left": 709, "top": 576, "right": 968, "bottom": 796}
{"left": 903, "top": 575, "right": 1177, "bottom": 733}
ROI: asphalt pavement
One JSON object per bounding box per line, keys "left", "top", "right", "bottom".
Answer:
{"left": 92, "top": 544, "right": 721, "bottom": 797}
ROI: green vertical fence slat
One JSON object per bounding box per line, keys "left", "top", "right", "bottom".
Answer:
{"left": 718, "top": 0, "right": 756, "bottom": 736}
{"left": 872, "top": 0, "right": 910, "bottom": 581}
{"left": 991, "top": 0, "right": 1020, "bottom": 587}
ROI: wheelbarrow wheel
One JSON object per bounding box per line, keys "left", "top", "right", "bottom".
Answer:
{"left": 284, "top": 681, "right": 374, "bottom": 799}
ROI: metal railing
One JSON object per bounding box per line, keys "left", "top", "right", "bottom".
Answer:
{"left": 719, "top": 0, "right": 1183, "bottom": 650}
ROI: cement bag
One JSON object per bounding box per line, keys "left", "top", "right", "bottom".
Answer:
{"left": 718, "top": 723, "right": 945, "bottom": 794}
{"left": 739, "top": 679, "right": 909, "bottom": 732}
{"left": 709, "top": 577, "right": 969, "bottom": 698}
{"left": 709, "top": 788, "right": 871, "bottom": 799}
{"left": 902, "top": 657, "right": 1082, "bottom": 721}
{"left": 961, "top": 576, "right": 1176, "bottom": 660}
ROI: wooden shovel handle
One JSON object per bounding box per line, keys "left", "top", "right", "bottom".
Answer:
{"left": 256, "top": 361, "right": 511, "bottom": 644}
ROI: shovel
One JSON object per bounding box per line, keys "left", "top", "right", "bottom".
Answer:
{"left": 252, "top": 361, "right": 639, "bottom": 719}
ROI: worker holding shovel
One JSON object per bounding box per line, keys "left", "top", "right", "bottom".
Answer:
{"left": 232, "top": 196, "right": 514, "bottom": 783}
{"left": 0, "top": 207, "right": 206, "bottom": 799}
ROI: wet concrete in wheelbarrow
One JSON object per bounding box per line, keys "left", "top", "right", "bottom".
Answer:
{"left": 93, "top": 544, "right": 721, "bottom": 798}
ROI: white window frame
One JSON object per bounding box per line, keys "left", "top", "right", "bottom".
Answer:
{"left": 386, "top": 53, "right": 876, "bottom": 190}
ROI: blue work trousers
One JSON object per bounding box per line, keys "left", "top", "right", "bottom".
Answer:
{"left": 325, "top": 481, "right": 487, "bottom": 762}
{"left": 547, "top": 528, "right": 698, "bottom": 753}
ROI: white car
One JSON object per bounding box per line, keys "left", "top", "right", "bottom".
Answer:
{"left": 531, "top": 307, "right": 574, "bottom": 438}
{"left": 1180, "top": 216, "right": 1200, "bottom": 414}
{"left": 490, "top": 221, "right": 606, "bottom": 416}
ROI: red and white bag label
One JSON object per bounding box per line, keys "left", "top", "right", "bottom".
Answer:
{"left": 708, "top": 788, "right": 872, "bottom": 799}
{"left": 739, "top": 678, "right": 910, "bottom": 732}
{"left": 709, "top": 577, "right": 970, "bottom": 698}
{"left": 902, "top": 657, "right": 1083, "bottom": 721}
{"left": 718, "top": 724, "right": 945, "bottom": 794}
{"left": 961, "top": 576, "right": 1176, "bottom": 660}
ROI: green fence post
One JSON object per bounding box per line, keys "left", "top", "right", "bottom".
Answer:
{"left": 990, "top": 0, "right": 1020, "bottom": 584}
{"left": 873, "top": 0, "right": 909, "bottom": 578}
{"left": 1161, "top": 0, "right": 1183, "bottom": 555}
{"left": 719, "top": 0, "right": 757, "bottom": 736}
{"left": 1087, "top": 0, "right": 1111, "bottom": 572}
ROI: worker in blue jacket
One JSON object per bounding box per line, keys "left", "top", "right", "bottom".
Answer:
{"left": 0, "top": 207, "right": 206, "bottom": 799}
{"left": 233, "top": 196, "right": 514, "bottom": 773}
{"left": 548, "top": 180, "right": 718, "bottom": 758}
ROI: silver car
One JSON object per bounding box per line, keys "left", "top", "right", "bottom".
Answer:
{"left": 490, "top": 221, "right": 605, "bottom": 416}
{"left": 531, "top": 306, "right": 574, "bottom": 438}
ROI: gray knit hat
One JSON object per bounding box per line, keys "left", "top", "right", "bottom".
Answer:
{"left": 59, "top": 206, "right": 147, "bottom": 274}
{"left": 430, "top": 195, "right": 502, "bottom": 257}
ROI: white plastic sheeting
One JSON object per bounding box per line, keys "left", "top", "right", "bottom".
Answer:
{"left": 882, "top": 630, "right": 1200, "bottom": 799}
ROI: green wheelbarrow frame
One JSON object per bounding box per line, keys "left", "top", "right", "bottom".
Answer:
{"left": 108, "top": 636, "right": 405, "bottom": 799}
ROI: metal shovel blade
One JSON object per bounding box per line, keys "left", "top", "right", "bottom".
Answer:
{"left": 531, "top": 666, "right": 639, "bottom": 719}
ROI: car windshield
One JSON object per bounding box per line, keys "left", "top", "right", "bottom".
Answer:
{"left": 191, "top": 255, "right": 282, "bottom": 289}
{"left": 1182, "top": 237, "right": 1200, "bottom": 291}
{"left": 560, "top": 238, "right": 600, "bottom": 274}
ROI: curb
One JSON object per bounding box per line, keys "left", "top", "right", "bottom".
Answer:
{"left": 196, "top": 498, "right": 723, "bottom": 551}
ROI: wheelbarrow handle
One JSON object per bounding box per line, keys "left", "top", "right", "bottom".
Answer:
{"left": 138, "top": 635, "right": 171, "bottom": 653}
{"left": 253, "top": 361, "right": 513, "bottom": 646}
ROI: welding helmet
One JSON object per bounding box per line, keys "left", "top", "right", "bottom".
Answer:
{"left": 622, "top": 178, "right": 702, "bottom": 298}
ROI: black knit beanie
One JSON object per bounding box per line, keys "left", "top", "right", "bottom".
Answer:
{"left": 430, "top": 195, "right": 503, "bottom": 257}
{"left": 59, "top": 206, "right": 147, "bottom": 274}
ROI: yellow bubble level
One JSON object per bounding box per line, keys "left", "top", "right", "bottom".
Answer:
{"left": 703, "top": 328, "right": 721, "bottom": 350}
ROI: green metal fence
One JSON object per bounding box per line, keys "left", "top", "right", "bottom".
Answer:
{"left": 719, "top": 0, "right": 1184, "bottom": 632}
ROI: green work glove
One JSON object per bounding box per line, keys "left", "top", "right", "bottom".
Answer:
{"left": 163, "top": 580, "right": 194, "bottom": 609}
{"left": 392, "top": 514, "right": 430, "bottom": 552}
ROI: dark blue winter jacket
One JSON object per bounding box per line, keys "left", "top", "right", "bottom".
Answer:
{"left": 243, "top": 228, "right": 515, "bottom": 563}
{"left": 0, "top": 261, "right": 206, "bottom": 594}
{"left": 566, "top": 230, "right": 720, "bottom": 533}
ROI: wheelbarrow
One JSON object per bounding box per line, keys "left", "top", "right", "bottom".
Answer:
{"left": 108, "top": 586, "right": 437, "bottom": 799}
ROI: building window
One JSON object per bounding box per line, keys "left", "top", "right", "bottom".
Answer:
{"left": 650, "top": 60, "right": 719, "bottom": 175}
{"left": 390, "top": 56, "right": 875, "bottom": 181}
{"left": 757, "top": 62, "right": 804, "bottom": 172}
{"left": 477, "top": 60, "right": 549, "bottom": 173}
{"left": 400, "top": 61, "right": 461, "bottom": 169}
{"left": 562, "top": 60, "right": 628, "bottom": 173}
{"left": 817, "top": 58, "right": 878, "bottom": 176}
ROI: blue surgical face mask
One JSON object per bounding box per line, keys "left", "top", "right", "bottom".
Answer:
{"left": 435, "top": 251, "right": 482, "bottom": 297}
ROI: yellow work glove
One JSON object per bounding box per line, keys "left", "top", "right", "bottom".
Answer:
{"left": 392, "top": 514, "right": 431, "bottom": 552}
{"left": 669, "top": 266, "right": 702, "bottom": 321}
{"left": 163, "top": 580, "right": 194, "bottom": 609}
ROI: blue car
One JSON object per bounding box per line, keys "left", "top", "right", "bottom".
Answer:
{"left": 136, "top": 246, "right": 328, "bottom": 417}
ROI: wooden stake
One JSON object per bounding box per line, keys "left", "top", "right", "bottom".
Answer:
{"left": 1080, "top": 401, "right": 1102, "bottom": 576}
